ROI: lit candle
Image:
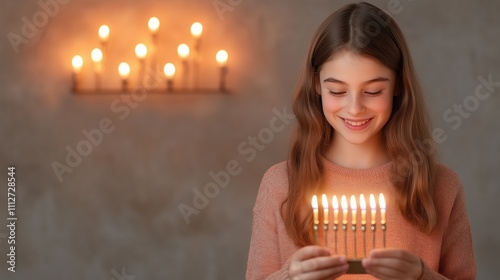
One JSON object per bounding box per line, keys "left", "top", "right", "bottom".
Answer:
{"left": 332, "top": 195, "right": 339, "bottom": 225}
{"left": 322, "top": 194, "right": 329, "bottom": 225}
{"left": 341, "top": 195, "right": 348, "bottom": 225}
{"left": 135, "top": 43, "right": 148, "bottom": 61}
{"left": 190, "top": 22, "right": 203, "bottom": 39}
{"left": 148, "top": 17, "right": 160, "bottom": 34}
{"left": 360, "top": 194, "right": 366, "bottom": 225}
{"left": 163, "top": 63, "right": 175, "bottom": 92}
{"left": 71, "top": 55, "right": 83, "bottom": 92}
{"left": 190, "top": 22, "right": 203, "bottom": 90}
{"left": 118, "top": 62, "right": 130, "bottom": 92}
{"left": 312, "top": 195, "right": 319, "bottom": 225}
{"left": 350, "top": 195, "right": 357, "bottom": 225}
{"left": 90, "top": 48, "right": 103, "bottom": 90}
{"left": 177, "top": 43, "right": 190, "bottom": 90}
{"left": 98, "top": 24, "right": 110, "bottom": 44}
{"left": 379, "top": 193, "right": 386, "bottom": 224}
{"left": 215, "top": 50, "right": 228, "bottom": 92}
{"left": 370, "top": 194, "right": 376, "bottom": 225}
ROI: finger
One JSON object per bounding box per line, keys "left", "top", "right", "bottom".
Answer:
{"left": 369, "top": 248, "right": 419, "bottom": 263}
{"left": 363, "top": 256, "right": 411, "bottom": 274}
{"left": 291, "top": 246, "right": 331, "bottom": 262}
{"left": 293, "top": 263, "right": 349, "bottom": 280}
{"left": 299, "top": 255, "right": 348, "bottom": 272}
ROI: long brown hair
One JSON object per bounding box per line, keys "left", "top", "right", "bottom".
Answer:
{"left": 284, "top": 2, "right": 437, "bottom": 246}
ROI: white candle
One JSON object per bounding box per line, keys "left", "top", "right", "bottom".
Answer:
{"left": 370, "top": 194, "right": 376, "bottom": 225}
{"left": 350, "top": 195, "right": 357, "bottom": 225}
{"left": 379, "top": 193, "right": 386, "bottom": 224}
{"left": 341, "top": 195, "right": 348, "bottom": 225}
{"left": 164, "top": 63, "right": 175, "bottom": 92}
{"left": 98, "top": 25, "right": 110, "bottom": 43}
{"left": 312, "top": 195, "right": 319, "bottom": 225}
{"left": 72, "top": 55, "right": 83, "bottom": 74}
{"left": 322, "top": 194, "right": 329, "bottom": 225}
{"left": 118, "top": 62, "right": 130, "bottom": 92}
{"left": 148, "top": 17, "right": 160, "bottom": 34}
{"left": 360, "top": 194, "right": 366, "bottom": 225}
{"left": 332, "top": 195, "right": 339, "bottom": 224}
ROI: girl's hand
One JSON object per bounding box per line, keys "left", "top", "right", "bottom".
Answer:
{"left": 288, "top": 246, "right": 349, "bottom": 280}
{"left": 362, "top": 249, "right": 424, "bottom": 280}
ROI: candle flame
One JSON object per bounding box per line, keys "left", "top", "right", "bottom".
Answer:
{"left": 321, "top": 194, "right": 328, "bottom": 209}
{"left": 98, "top": 25, "right": 109, "bottom": 41}
{"left": 148, "top": 17, "right": 160, "bottom": 33}
{"left": 135, "top": 43, "right": 148, "bottom": 59}
{"left": 91, "top": 48, "right": 103, "bottom": 63}
{"left": 216, "top": 50, "right": 228, "bottom": 66}
{"left": 190, "top": 22, "right": 203, "bottom": 38}
{"left": 369, "top": 193, "right": 376, "bottom": 210}
{"left": 341, "top": 195, "right": 347, "bottom": 211}
{"left": 118, "top": 62, "right": 130, "bottom": 78}
{"left": 312, "top": 195, "right": 318, "bottom": 209}
{"left": 350, "top": 195, "right": 357, "bottom": 210}
{"left": 177, "top": 44, "right": 190, "bottom": 59}
{"left": 360, "top": 194, "right": 366, "bottom": 210}
{"left": 72, "top": 55, "right": 83, "bottom": 72}
{"left": 379, "top": 193, "right": 386, "bottom": 209}
{"left": 164, "top": 63, "right": 175, "bottom": 78}
{"left": 332, "top": 195, "right": 338, "bottom": 210}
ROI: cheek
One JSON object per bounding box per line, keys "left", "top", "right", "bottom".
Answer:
{"left": 321, "top": 94, "right": 342, "bottom": 113}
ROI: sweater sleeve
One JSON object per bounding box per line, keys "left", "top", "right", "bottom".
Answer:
{"left": 246, "top": 163, "right": 291, "bottom": 280}
{"left": 421, "top": 172, "right": 476, "bottom": 280}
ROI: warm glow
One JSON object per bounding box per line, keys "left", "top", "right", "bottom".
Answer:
{"left": 379, "top": 193, "right": 386, "bottom": 224}
{"left": 332, "top": 195, "right": 339, "bottom": 224}
{"left": 341, "top": 195, "right": 348, "bottom": 224}
{"left": 322, "top": 194, "right": 329, "bottom": 224}
{"left": 164, "top": 63, "right": 175, "bottom": 78}
{"left": 190, "top": 22, "right": 203, "bottom": 38}
{"left": 177, "top": 44, "right": 190, "bottom": 59}
{"left": 370, "top": 194, "right": 376, "bottom": 225}
{"left": 216, "top": 50, "right": 228, "bottom": 66}
{"left": 72, "top": 55, "right": 83, "bottom": 73}
{"left": 135, "top": 43, "right": 148, "bottom": 60}
{"left": 148, "top": 17, "right": 160, "bottom": 33}
{"left": 118, "top": 62, "right": 130, "bottom": 78}
{"left": 350, "top": 195, "right": 357, "bottom": 225}
{"left": 312, "top": 195, "right": 319, "bottom": 225}
{"left": 360, "top": 194, "right": 366, "bottom": 225}
{"left": 91, "top": 48, "right": 103, "bottom": 63}
{"left": 98, "top": 25, "right": 110, "bottom": 42}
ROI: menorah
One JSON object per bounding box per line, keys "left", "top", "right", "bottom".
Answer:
{"left": 311, "top": 193, "right": 386, "bottom": 274}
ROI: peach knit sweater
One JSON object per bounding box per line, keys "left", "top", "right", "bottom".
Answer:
{"left": 246, "top": 159, "right": 476, "bottom": 279}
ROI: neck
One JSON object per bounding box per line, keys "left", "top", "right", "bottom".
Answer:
{"left": 325, "top": 134, "right": 390, "bottom": 169}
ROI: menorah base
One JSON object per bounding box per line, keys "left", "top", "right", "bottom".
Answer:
{"left": 347, "top": 259, "right": 366, "bottom": 274}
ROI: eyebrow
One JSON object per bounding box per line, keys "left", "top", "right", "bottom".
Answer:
{"left": 323, "top": 77, "right": 390, "bottom": 85}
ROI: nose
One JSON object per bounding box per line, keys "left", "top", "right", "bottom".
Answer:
{"left": 346, "top": 93, "right": 365, "bottom": 115}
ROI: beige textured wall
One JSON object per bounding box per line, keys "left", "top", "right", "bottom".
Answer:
{"left": 0, "top": 0, "right": 498, "bottom": 279}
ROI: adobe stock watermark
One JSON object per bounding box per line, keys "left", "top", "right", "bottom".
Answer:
{"left": 213, "top": 0, "right": 244, "bottom": 20}
{"left": 7, "top": 0, "right": 70, "bottom": 54}
{"left": 51, "top": 68, "right": 164, "bottom": 183}
{"left": 178, "top": 106, "right": 295, "bottom": 224}
{"left": 110, "top": 267, "right": 135, "bottom": 280}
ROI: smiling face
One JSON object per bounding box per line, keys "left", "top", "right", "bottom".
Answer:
{"left": 319, "top": 50, "right": 396, "bottom": 148}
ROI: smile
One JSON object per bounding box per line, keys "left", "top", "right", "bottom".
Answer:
{"left": 341, "top": 118, "right": 372, "bottom": 127}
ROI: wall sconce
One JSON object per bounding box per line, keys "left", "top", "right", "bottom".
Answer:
{"left": 71, "top": 18, "right": 229, "bottom": 94}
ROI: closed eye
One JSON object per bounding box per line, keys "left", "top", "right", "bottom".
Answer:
{"left": 329, "top": 91, "right": 347, "bottom": 95}
{"left": 365, "top": 90, "right": 382, "bottom": 95}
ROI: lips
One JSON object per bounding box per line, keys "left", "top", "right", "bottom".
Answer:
{"left": 340, "top": 117, "right": 373, "bottom": 130}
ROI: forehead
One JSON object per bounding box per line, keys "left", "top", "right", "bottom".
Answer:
{"left": 319, "top": 50, "right": 394, "bottom": 82}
